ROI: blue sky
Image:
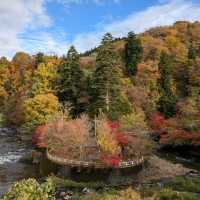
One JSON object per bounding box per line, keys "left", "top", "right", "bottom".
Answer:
{"left": 1, "top": 0, "right": 200, "bottom": 58}
{"left": 46, "top": 0, "right": 158, "bottom": 38}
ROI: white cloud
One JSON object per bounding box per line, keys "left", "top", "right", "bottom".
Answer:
{"left": 49, "top": 0, "right": 120, "bottom": 6}
{"left": 0, "top": 0, "right": 51, "bottom": 58}
{"left": 1, "top": 0, "right": 200, "bottom": 58}
{"left": 0, "top": 0, "right": 120, "bottom": 58}
{"left": 20, "top": 32, "right": 70, "bottom": 56}
{"left": 72, "top": 0, "right": 200, "bottom": 52}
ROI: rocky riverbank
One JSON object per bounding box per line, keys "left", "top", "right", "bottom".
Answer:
{"left": 137, "top": 155, "right": 194, "bottom": 184}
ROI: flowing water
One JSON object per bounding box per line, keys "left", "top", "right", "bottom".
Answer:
{"left": 0, "top": 128, "right": 38, "bottom": 196}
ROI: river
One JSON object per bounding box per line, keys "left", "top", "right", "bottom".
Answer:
{"left": 0, "top": 128, "right": 38, "bottom": 196}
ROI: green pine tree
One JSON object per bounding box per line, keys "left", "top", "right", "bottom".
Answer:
{"left": 125, "top": 32, "right": 143, "bottom": 76}
{"left": 35, "top": 52, "right": 44, "bottom": 66}
{"left": 89, "top": 33, "right": 131, "bottom": 120}
{"left": 58, "top": 46, "right": 86, "bottom": 117}
{"left": 176, "top": 63, "right": 189, "bottom": 98}
{"left": 158, "top": 51, "right": 177, "bottom": 118}
{"left": 188, "top": 42, "right": 197, "bottom": 60}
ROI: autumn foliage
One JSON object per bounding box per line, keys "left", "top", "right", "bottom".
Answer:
{"left": 96, "top": 118, "right": 122, "bottom": 157}
{"left": 34, "top": 114, "right": 92, "bottom": 160}
{"left": 1, "top": 21, "right": 200, "bottom": 165}
{"left": 96, "top": 117, "right": 131, "bottom": 167}
{"left": 149, "top": 112, "right": 167, "bottom": 136}
{"left": 20, "top": 93, "right": 59, "bottom": 134}
{"left": 150, "top": 110, "right": 200, "bottom": 146}
{"left": 100, "top": 154, "right": 121, "bottom": 168}
{"left": 107, "top": 120, "right": 128, "bottom": 145}
{"left": 32, "top": 124, "right": 52, "bottom": 148}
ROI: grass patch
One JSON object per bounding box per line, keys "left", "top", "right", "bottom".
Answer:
{"left": 140, "top": 187, "right": 200, "bottom": 200}
{"left": 140, "top": 186, "right": 161, "bottom": 198}
{"left": 156, "top": 189, "right": 200, "bottom": 200}
{"left": 70, "top": 187, "right": 141, "bottom": 200}
{"left": 140, "top": 177, "right": 200, "bottom": 200}
{"left": 51, "top": 176, "right": 142, "bottom": 200}
{"left": 70, "top": 190, "right": 119, "bottom": 200}
{"left": 50, "top": 175, "right": 108, "bottom": 189}
{"left": 0, "top": 113, "right": 5, "bottom": 127}
{"left": 50, "top": 176, "right": 200, "bottom": 200}
{"left": 165, "top": 177, "right": 200, "bottom": 193}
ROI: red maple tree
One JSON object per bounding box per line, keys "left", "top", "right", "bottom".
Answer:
{"left": 107, "top": 120, "right": 128, "bottom": 145}
{"left": 32, "top": 124, "right": 52, "bottom": 148}
{"left": 100, "top": 154, "right": 120, "bottom": 168}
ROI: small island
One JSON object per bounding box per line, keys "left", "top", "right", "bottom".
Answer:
{"left": 34, "top": 114, "right": 149, "bottom": 178}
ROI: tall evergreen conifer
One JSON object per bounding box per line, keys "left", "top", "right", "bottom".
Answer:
{"left": 188, "top": 42, "right": 197, "bottom": 60}
{"left": 125, "top": 32, "right": 143, "bottom": 76}
{"left": 89, "top": 33, "right": 131, "bottom": 120}
{"left": 58, "top": 46, "right": 86, "bottom": 116}
{"left": 35, "top": 52, "right": 44, "bottom": 66}
{"left": 158, "top": 51, "right": 177, "bottom": 118}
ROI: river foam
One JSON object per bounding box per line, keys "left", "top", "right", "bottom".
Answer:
{"left": 0, "top": 151, "right": 24, "bottom": 165}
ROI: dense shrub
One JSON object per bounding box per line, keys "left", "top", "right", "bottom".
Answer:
{"left": 119, "top": 110, "right": 148, "bottom": 133}
{"left": 177, "top": 98, "right": 200, "bottom": 131}
{"left": 40, "top": 114, "right": 92, "bottom": 160}
{"left": 96, "top": 117, "right": 122, "bottom": 157}
{"left": 32, "top": 124, "right": 52, "bottom": 148}
{"left": 149, "top": 112, "right": 167, "bottom": 136}
{"left": 1, "top": 178, "right": 55, "bottom": 200}
{"left": 96, "top": 115, "right": 151, "bottom": 165}
{"left": 150, "top": 108, "right": 200, "bottom": 146}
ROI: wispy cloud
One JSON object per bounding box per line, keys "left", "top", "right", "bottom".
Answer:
{"left": 48, "top": 0, "right": 120, "bottom": 6}
{"left": 93, "top": 0, "right": 120, "bottom": 5}
{"left": 0, "top": 0, "right": 51, "bottom": 58}
{"left": 0, "top": 0, "right": 200, "bottom": 58}
{"left": 72, "top": 0, "right": 200, "bottom": 52}
{"left": 19, "top": 31, "right": 70, "bottom": 56}
{"left": 0, "top": 0, "right": 121, "bottom": 58}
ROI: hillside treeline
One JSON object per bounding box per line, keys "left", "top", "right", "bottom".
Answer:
{"left": 0, "top": 21, "right": 199, "bottom": 147}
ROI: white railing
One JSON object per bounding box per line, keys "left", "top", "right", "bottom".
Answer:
{"left": 47, "top": 150, "right": 144, "bottom": 169}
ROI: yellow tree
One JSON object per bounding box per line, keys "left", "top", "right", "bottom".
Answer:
{"left": 3, "top": 54, "right": 33, "bottom": 126}
{"left": 21, "top": 93, "right": 59, "bottom": 135}
{"left": 96, "top": 117, "right": 121, "bottom": 156}
{"left": 0, "top": 57, "right": 9, "bottom": 107}
{"left": 31, "top": 62, "right": 58, "bottom": 95}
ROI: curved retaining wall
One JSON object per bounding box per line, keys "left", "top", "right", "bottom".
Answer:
{"left": 47, "top": 150, "right": 145, "bottom": 169}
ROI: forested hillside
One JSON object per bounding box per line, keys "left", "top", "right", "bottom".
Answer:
{"left": 0, "top": 21, "right": 200, "bottom": 148}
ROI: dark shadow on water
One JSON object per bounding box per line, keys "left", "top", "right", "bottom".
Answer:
{"left": 157, "top": 146, "right": 200, "bottom": 172}
{"left": 56, "top": 165, "right": 143, "bottom": 185}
